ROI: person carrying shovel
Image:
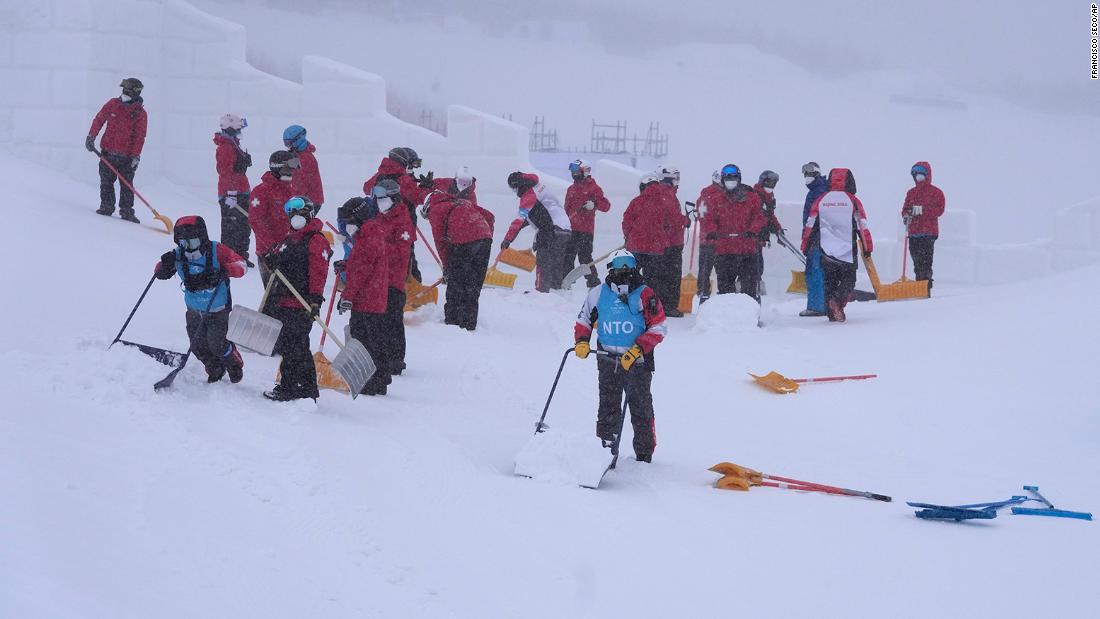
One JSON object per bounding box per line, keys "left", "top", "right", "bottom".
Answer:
{"left": 573, "top": 250, "right": 668, "bottom": 463}
{"left": 86, "top": 77, "right": 147, "bottom": 223}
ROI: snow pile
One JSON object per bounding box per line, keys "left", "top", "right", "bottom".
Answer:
{"left": 692, "top": 293, "right": 761, "bottom": 333}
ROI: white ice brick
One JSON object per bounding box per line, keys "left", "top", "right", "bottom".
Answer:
{"left": 0, "top": 68, "right": 51, "bottom": 106}
{"left": 13, "top": 32, "right": 92, "bottom": 68}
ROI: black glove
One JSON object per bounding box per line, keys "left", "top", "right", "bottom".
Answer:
{"left": 306, "top": 294, "right": 324, "bottom": 318}
{"left": 500, "top": 240, "right": 510, "bottom": 251}
{"left": 260, "top": 252, "right": 279, "bottom": 270}
{"left": 416, "top": 171, "right": 435, "bottom": 189}
{"left": 862, "top": 250, "right": 872, "bottom": 259}
{"left": 234, "top": 151, "right": 252, "bottom": 173}
{"left": 705, "top": 233, "right": 717, "bottom": 241}
{"left": 337, "top": 299, "right": 352, "bottom": 315}
{"left": 154, "top": 251, "right": 176, "bottom": 280}
{"left": 85, "top": 136, "right": 96, "bottom": 153}
{"left": 333, "top": 259, "right": 347, "bottom": 277}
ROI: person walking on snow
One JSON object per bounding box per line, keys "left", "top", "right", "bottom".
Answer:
{"left": 800, "top": 162, "right": 829, "bottom": 316}
{"left": 800, "top": 168, "right": 873, "bottom": 323}
{"left": 424, "top": 172, "right": 495, "bottom": 330}
{"left": 364, "top": 147, "right": 435, "bottom": 283}
{"left": 708, "top": 164, "right": 767, "bottom": 301}
{"left": 283, "top": 125, "right": 324, "bottom": 213}
{"left": 694, "top": 170, "right": 723, "bottom": 302}
{"left": 86, "top": 77, "right": 147, "bottom": 223}
{"left": 214, "top": 114, "right": 253, "bottom": 265}
{"left": 622, "top": 173, "right": 680, "bottom": 312}
{"left": 153, "top": 216, "right": 247, "bottom": 383}
{"left": 753, "top": 170, "right": 783, "bottom": 295}
{"left": 502, "top": 172, "right": 573, "bottom": 293}
{"left": 902, "top": 161, "right": 945, "bottom": 291}
{"left": 261, "top": 196, "right": 332, "bottom": 402}
{"left": 574, "top": 250, "right": 668, "bottom": 463}
{"left": 249, "top": 150, "right": 300, "bottom": 287}
{"left": 563, "top": 159, "right": 611, "bottom": 288}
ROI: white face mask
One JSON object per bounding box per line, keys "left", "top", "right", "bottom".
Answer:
{"left": 184, "top": 249, "right": 203, "bottom": 261}
{"left": 724, "top": 180, "right": 738, "bottom": 190}
{"left": 803, "top": 176, "right": 814, "bottom": 186}
{"left": 377, "top": 197, "right": 394, "bottom": 213}
{"left": 120, "top": 94, "right": 132, "bottom": 102}
{"left": 290, "top": 214, "right": 307, "bottom": 230}
{"left": 345, "top": 224, "right": 359, "bottom": 237}
{"left": 914, "top": 174, "right": 926, "bottom": 182}
{"left": 611, "top": 282, "right": 630, "bottom": 296}
{"left": 764, "top": 186, "right": 774, "bottom": 194}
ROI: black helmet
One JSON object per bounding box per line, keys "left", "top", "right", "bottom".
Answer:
{"left": 120, "top": 77, "right": 143, "bottom": 96}
{"left": 339, "top": 197, "right": 379, "bottom": 227}
{"left": 173, "top": 215, "right": 209, "bottom": 249}
{"left": 759, "top": 170, "right": 779, "bottom": 188}
{"left": 269, "top": 150, "right": 300, "bottom": 178}
{"left": 801, "top": 162, "right": 821, "bottom": 177}
{"left": 388, "top": 147, "right": 421, "bottom": 169}
{"left": 372, "top": 178, "right": 401, "bottom": 198}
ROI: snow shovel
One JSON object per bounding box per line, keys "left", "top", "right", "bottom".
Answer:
{"left": 404, "top": 276, "right": 442, "bottom": 311}
{"left": 861, "top": 237, "right": 928, "bottom": 302}
{"left": 313, "top": 278, "right": 349, "bottom": 393}
{"left": 775, "top": 231, "right": 809, "bottom": 294}
{"left": 748, "top": 371, "right": 877, "bottom": 394}
{"left": 499, "top": 247, "right": 536, "bottom": 272}
{"left": 94, "top": 148, "right": 173, "bottom": 235}
{"left": 272, "top": 269, "right": 376, "bottom": 398}
{"left": 226, "top": 274, "right": 283, "bottom": 356}
{"left": 108, "top": 274, "right": 188, "bottom": 366}
{"left": 514, "top": 346, "right": 617, "bottom": 489}
{"left": 562, "top": 244, "right": 625, "bottom": 289}
{"left": 1011, "top": 486, "right": 1093, "bottom": 520}
{"left": 484, "top": 255, "right": 518, "bottom": 289}
{"left": 709, "top": 462, "right": 892, "bottom": 502}
{"left": 678, "top": 215, "right": 699, "bottom": 314}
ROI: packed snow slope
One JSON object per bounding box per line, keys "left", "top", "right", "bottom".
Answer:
{"left": 2, "top": 153, "right": 1098, "bottom": 618}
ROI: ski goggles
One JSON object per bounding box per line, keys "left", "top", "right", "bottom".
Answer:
{"left": 720, "top": 164, "right": 741, "bottom": 179}
{"left": 178, "top": 237, "right": 202, "bottom": 251}
{"left": 911, "top": 165, "right": 929, "bottom": 176}
{"left": 283, "top": 196, "right": 311, "bottom": 215}
{"left": 568, "top": 161, "right": 586, "bottom": 174}
{"left": 760, "top": 171, "right": 779, "bottom": 187}
{"left": 282, "top": 127, "right": 305, "bottom": 147}
{"left": 801, "top": 162, "right": 820, "bottom": 176}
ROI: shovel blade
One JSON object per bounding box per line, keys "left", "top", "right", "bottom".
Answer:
{"left": 314, "top": 351, "right": 350, "bottom": 393}
{"left": 561, "top": 264, "right": 589, "bottom": 290}
{"left": 514, "top": 429, "right": 616, "bottom": 489}
{"left": 330, "top": 336, "right": 376, "bottom": 398}
{"left": 749, "top": 371, "right": 800, "bottom": 394}
{"left": 154, "top": 213, "right": 174, "bottom": 235}
{"left": 877, "top": 278, "right": 930, "bottom": 302}
{"left": 786, "top": 270, "right": 807, "bottom": 293}
{"left": 484, "top": 267, "right": 517, "bottom": 289}
{"left": 226, "top": 305, "right": 283, "bottom": 356}
{"left": 499, "top": 247, "right": 536, "bottom": 272}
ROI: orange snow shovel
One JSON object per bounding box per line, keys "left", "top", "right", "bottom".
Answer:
{"left": 748, "top": 371, "right": 877, "bottom": 394}
{"left": 484, "top": 254, "right": 518, "bottom": 289}
{"left": 94, "top": 148, "right": 173, "bottom": 234}
{"left": 313, "top": 278, "right": 349, "bottom": 393}
{"left": 405, "top": 277, "right": 443, "bottom": 311}
{"left": 678, "top": 212, "right": 699, "bottom": 314}
{"left": 861, "top": 235, "right": 928, "bottom": 302}
{"left": 708, "top": 462, "right": 892, "bottom": 501}
{"left": 499, "top": 247, "right": 537, "bottom": 272}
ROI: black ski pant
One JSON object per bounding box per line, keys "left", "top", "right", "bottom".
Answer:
{"left": 349, "top": 310, "right": 391, "bottom": 393}
{"left": 698, "top": 243, "right": 716, "bottom": 298}
{"left": 383, "top": 287, "right": 407, "bottom": 373}
{"left": 534, "top": 230, "right": 572, "bottom": 292}
{"left": 444, "top": 238, "right": 491, "bottom": 330}
{"left": 596, "top": 355, "right": 656, "bottom": 458}
{"left": 822, "top": 255, "right": 857, "bottom": 307}
{"left": 661, "top": 245, "right": 684, "bottom": 311}
{"left": 184, "top": 307, "right": 238, "bottom": 375}
{"left": 908, "top": 235, "right": 936, "bottom": 284}
{"left": 714, "top": 253, "right": 760, "bottom": 301}
{"left": 219, "top": 193, "right": 251, "bottom": 262}
{"left": 270, "top": 306, "right": 318, "bottom": 398}
{"left": 569, "top": 231, "right": 600, "bottom": 285}
{"left": 98, "top": 153, "right": 137, "bottom": 216}
{"left": 635, "top": 252, "right": 664, "bottom": 297}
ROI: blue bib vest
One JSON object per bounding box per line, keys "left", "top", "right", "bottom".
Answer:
{"left": 175, "top": 241, "right": 229, "bottom": 312}
{"left": 596, "top": 284, "right": 647, "bottom": 349}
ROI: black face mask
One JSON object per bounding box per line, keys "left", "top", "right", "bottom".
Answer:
{"left": 572, "top": 173, "right": 585, "bottom": 183}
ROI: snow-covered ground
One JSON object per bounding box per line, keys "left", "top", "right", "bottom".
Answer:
{"left": 3, "top": 152, "right": 1097, "bottom": 618}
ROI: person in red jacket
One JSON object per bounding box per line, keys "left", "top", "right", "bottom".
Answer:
{"left": 502, "top": 172, "right": 573, "bottom": 292}
{"left": 375, "top": 179, "right": 415, "bottom": 376}
{"left": 336, "top": 197, "right": 391, "bottom": 396}
{"left": 752, "top": 170, "right": 783, "bottom": 296}
{"left": 430, "top": 165, "right": 479, "bottom": 204}
{"left": 248, "top": 151, "right": 300, "bottom": 287}
{"left": 708, "top": 164, "right": 767, "bottom": 301}
{"left": 801, "top": 168, "right": 873, "bottom": 322}
{"left": 364, "top": 147, "right": 435, "bottom": 283}
{"left": 695, "top": 170, "right": 723, "bottom": 301}
{"left": 654, "top": 165, "right": 690, "bottom": 317}
{"left": 901, "top": 161, "right": 945, "bottom": 289}
{"left": 563, "top": 159, "right": 611, "bottom": 288}
{"left": 86, "top": 78, "right": 148, "bottom": 223}
{"left": 283, "top": 125, "right": 324, "bottom": 212}
{"left": 153, "top": 215, "right": 247, "bottom": 383}
{"left": 425, "top": 177, "right": 495, "bottom": 330}
{"left": 261, "top": 196, "right": 332, "bottom": 401}
{"left": 623, "top": 173, "right": 673, "bottom": 302}
{"left": 214, "top": 114, "right": 253, "bottom": 264}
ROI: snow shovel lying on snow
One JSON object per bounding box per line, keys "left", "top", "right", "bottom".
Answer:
{"left": 499, "top": 247, "right": 536, "bottom": 272}
{"left": 709, "top": 462, "right": 892, "bottom": 502}
{"left": 272, "top": 270, "right": 376, "bottom": 399}
{"left": 749, "top": 371, "right": 877, "bottom": 394}
{"left": 861, "top": 236, "right": 928, "bottom": 302}
{"left": 484, "top": 255, "right": 518, "bottom": 289}
{"left": 562, "top": 244, "right": 625, "bottom": 290}
{"left": 226, "top": 274, "right": 283, "bottom": 356}
{"left": 93, "top": 148, "right": 173, "bottom": 235}
{"left": 1011, "top": 485, "right": 1093, "bottom": 520}
{"left": 514, "top": 346, "right": 618, "bottom": 489}
{"left": 109, "top": 274, "right": 187, "bottom": 367}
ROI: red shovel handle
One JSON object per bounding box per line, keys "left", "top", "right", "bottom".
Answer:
{"left": 318, "top": 276, "right": 341, "bottom": 350}
{"left": 793, "top": 374, "right": 877, "bottom": 384}
{"left": 416, "top": 223, "right": 444, "bottom": 268}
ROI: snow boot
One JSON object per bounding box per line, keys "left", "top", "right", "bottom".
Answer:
{"left": 96, "top": 205, "right": 113, "bottom": 216}
{"left": 119, "top": 210, "right": 140, "bottom": 224}
{"left": 263, "top": 387, "right": 314, "bottom": 402}
{"left": 206, "top": 365, "right": 226, "bottom": 383}
{"left": 391, "top": 361, "right": 406, "bottom": 376}
{"left": 636, "top": 453, "right": 652, "bottom": 463}
{"left": 665, "top": 307, "right": 684, "bottom": 318}
{"left": 225, "top": 345, "right": 244, "bottom": 383}
{"left": 799, "top": 309, "right": 826, "bottom": 317}
{"left": 826, "top": 299, "right": 840, "bottom": 322}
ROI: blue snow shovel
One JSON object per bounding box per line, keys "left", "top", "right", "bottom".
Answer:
{"left": 1011, "top": 486, "right": 1093, "bottom": 520}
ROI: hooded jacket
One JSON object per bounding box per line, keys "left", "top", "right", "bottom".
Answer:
{"left": 380, "top": 199, "right": 416, "bottom": 292}
{"left": 622, "top": 183, "right": 679, "bottom": 255}
{"left": 291, "top": 142, "right": 324, "bottom": 207}
{"left": 342, "top": 217, "right": 389, "bottom": 314}
{"left": 427, "top": 192, "right": 495, "bottom": 270}
{"left": 695, "top": 183, "right": 723, "bottom": 241}
{"left": 88, "top": 97, "right": 147, "bottom": 157}
{"left": 248, "top": 171, "right": 296, "bottom": 256}
{"left": 902, "top": 160, "right": 945, "bottom": 237}
{"left": 213, "top": 133, "right": 250, "bottom": 196}
{"left": 564, "top": 176, "right": 611, "bottom": 234}
{"left": 801, "top": 168, "right": 873, "bottom": 262}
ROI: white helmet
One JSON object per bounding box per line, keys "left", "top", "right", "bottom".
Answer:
{"left": 569, "top": 159, "right": 592, "bottom": 179}
{"left": 219, "top": 113, "right": 247, "bottom": 132}
{"left": 712, "top": 169, "right": 721, "bottom": 185}
{"left": 455, "top": 165, "right": 474, "bottom": 193}
{"left": 656, "top": 165, "right": 680, "bottom": 187}
{"left": 638, "top": 172, "right": 660, "bottom": 192}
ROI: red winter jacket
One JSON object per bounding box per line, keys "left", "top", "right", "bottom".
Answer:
{"left": 708, "top": 185, "right": 767, "bottom": 255}
{"left": 380, "top": 201, "right": 415, "bottom": 291}
{"left": 902, "top": 160, "right": 946, "bottom": 237}
{"left": 88, "top": 97, "right": 147, "bottom": 157}
{"left": 272, "top": 218, "right": 332, "bottom": 310}
{"left": 342, "top": 218, "right": 389, "bottom": 314}
{"left": 248, "top": 171, "right": 296, "bottom": 256}
{"left": 655, "top": 184, "right": 689, "bottom": 248}
{"left": 292, "top": 143, "right": 324, "bottom": 206}
{"left": 432, "top": 176, "right": 479, "bottom": 205}
{"left": 427, "top": 192, "right": 494, "bottom": 270}
{"left": 564, "top": 176, "right": 611, "bottom": 234}
{"left": 623, "top": 184, "right": 680, "bottom": 255}
{"left": 213, "top": 133, "right": 250, "bottom": 196}
{"left": 696, "top": 183, "right": 722, "bottom": 241}
{"left": 753, "top": 182, "right": 783, "bottom": 235}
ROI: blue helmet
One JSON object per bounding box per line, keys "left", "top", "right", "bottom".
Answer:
{"left": 282, "top": 125, "right": 307, "bottom": 151}
{"left": 284, "top": 195, "right": 314, "bottom": 217}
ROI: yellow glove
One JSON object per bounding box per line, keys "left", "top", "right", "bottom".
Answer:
{"left": 574, "top": 341, "right": 590, "bottom": 359}
{"left": 619, "top": 345, "right": 642, "bottom": 371}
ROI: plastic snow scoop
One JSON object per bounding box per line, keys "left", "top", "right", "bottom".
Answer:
{"left": 773, "top": 230, "right": 809, "bottom": 294}
{"left": 861, "top": 237, "right": 928, "bottom": 302}
{"left": 93, "top": 148, "right": 173, "bottom": 235}
{"left": 1011, "top": 486, "right": 1093, "bottom": 520}
{"left": 709, "top": 462, "right": 892, "bottom": 502}
{"left": 107, "top": 274, "right": 188, "bottom": 366}
{"left": 748, "top": 371, "right": 877, "bottom": 394}
{"left": 484, "top": 255, "right": 518, "bottom": 289}
{"left": 404, "top": 276, "right": 442, "bottom": 312}
{"left": 678, "top": 211, "right": 699, "bottom": 314}
{"left": 272, "top": 269, "right": 376, "bottom": 399}
{"left": 562, "top": 244, "right": 625, "bottom": 289}
{"left": 907, "top": 496, "right": 1030, "bottom": 521}
{"left": 313, "top": 278, "right": 349, "bottom": 393}
{"left": 226, "top": 274, "right": 283, "bottom": 356}
{"left": 498, "top": 247, "right": 537, "bottom": 272}
{"left": 154, "top": 280, "right": 222, "bottom": 391}
{"left": 514, "top": 347, "right": 617, "bottom": 489}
